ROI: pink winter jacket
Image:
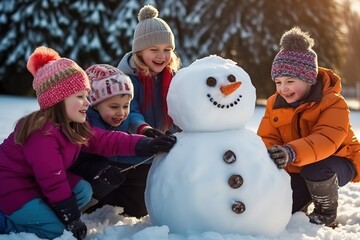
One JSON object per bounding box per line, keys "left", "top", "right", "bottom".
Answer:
{"left": 0, "top": 122, "right": 143, "bottom": 215}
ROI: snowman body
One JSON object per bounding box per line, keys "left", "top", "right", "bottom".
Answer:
{"left": 145, "top": 55, "right": 292, "bottom": 237}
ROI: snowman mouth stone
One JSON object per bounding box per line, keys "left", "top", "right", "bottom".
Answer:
{"left": 207, "top": 93, "right": 242, "bottom": 109}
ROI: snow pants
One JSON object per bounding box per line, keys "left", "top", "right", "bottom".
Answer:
{"left": 2, "top": 180, "right": 92, "bottom": 239}
{"left": 71, "top": 153, "right": 151, "bottom": 218}
{"left": 291, "top": 156, "right": 356, "bottom": 213}
{"left": 93, "top": 163, "right": 150, "bottom": 218}
{"left": 71, "top": 154, "right": 124, "bottom": 201}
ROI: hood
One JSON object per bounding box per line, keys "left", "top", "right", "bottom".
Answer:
{"left": 318, "top": 67, "right": 342, "bottom": 96}
{"left": 117, "top": 52, "right": 137, "bottom": 76}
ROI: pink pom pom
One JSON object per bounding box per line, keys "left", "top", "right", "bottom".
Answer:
{"left": 27, "top": 46, "right": 61, "bottom": 76}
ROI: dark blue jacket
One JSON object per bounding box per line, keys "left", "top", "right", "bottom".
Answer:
{"left": 117, "top": 52, "right": 168, "bottom": 133}
{"left": 83, "top": 107, "right": 147, "bottom": 164}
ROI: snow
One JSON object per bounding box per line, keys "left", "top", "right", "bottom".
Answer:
{"left": 1, "top": 94, "right": 360, "bottom": 239}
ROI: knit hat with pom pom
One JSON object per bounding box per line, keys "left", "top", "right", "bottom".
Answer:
{"left": 27, "top": 46, "right": 90, "bottom": 110}
{"left": 132, "top": 4, "right": 175, "bottom": 53}
{"left": 86, "top": 64, "right": 134, "bottom": 106}
{"left": 271, "top": 27, "right": 318, "bottom": 84}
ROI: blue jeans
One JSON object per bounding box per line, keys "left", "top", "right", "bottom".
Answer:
{"left": 291, "top": 156, "right": 356, "bottom": 213}
{"left": 3, "top": 180, "right": 92, "bottom": 239}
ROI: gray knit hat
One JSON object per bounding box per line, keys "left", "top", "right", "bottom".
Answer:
{"left": 132, "top": 5, "right": 175, "bottom": 53}
{"left": 271, "top": 27, "right": 318, "bottom": 85}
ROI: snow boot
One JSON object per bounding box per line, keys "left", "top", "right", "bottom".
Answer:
{"left": 305, "top": 174, "right": 338, "bottom": 227}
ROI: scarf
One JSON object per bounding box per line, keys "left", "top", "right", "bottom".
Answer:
{"left": 138, "top": 67, "right": 173, "bottom": 130}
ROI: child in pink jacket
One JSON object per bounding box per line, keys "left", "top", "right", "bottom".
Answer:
{"left": 0, "top": 46, "right": 176, "bottom": 239}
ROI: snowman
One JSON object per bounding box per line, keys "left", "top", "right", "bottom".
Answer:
{"left": 145, "top": 55, "right": 292, "bottom": 237}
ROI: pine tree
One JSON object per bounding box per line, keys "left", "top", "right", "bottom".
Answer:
{"left": 341, "top": 0, "right": 360, "bottom": 87}
{"left": 182, "top": 0, "right": 344, "bottom": 98}
{"left": 0, "top": 0, "right": 73, "bottom": 95}
{"left": 0, "top": 0, "right": 347, "bottom": 98}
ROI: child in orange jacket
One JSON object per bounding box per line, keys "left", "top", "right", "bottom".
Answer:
{"left": 257, "top": 27, "right": 360, "bottom": 227}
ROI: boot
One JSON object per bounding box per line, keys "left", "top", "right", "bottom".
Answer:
{"left": 305, "top": 174, "right": 338, "bottom": 227}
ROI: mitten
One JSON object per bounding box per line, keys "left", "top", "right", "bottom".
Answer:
{"left": 51, "top": 194, "right": 87, "bottom": 240}
{"left": 94, "top": 165, "right": 126, "bottom": 185}
{"left": 142, "top": 127, "right": 165, "bottom": 138}
{"left": 135, "top": 135, "right": 177, "bottom": 157}
{"left": 267, "top": 144, "right": 296, "bottom": 169}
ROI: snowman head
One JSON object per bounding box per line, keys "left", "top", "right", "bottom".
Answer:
{"left": 167, "top": 55, "right": 256, "bottom": 132}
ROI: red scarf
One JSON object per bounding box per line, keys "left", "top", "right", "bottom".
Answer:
{"left": 138, "top": 67, "right": 173, "bottom": 130}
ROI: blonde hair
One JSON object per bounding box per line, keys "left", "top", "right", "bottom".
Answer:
{"left": 133, "top": 51, "right": 181, "bottom": 76}
{"left": 15, "top": 101, "right": 93, "bottom": 145}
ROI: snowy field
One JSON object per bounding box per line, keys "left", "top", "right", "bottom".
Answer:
{"left": 0, "top": 94, "right": 360, "bottom": 240}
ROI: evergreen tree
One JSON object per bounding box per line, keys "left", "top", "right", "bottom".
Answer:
{"left": 341, "top": 0, "right": 360, "bottom": 86}
{"left": 183, "top": 0, "right": 344, "bottom": 98}
{"left": 0, "top": 0, "right": 347, "bottom": 98}
{"left": 65, "top": 0, "right": 115, "bottom": 67}
{"left": 0, "top": 0, "right": 73, "bottom": 95}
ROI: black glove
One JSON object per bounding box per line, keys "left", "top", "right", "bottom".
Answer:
{"left": 51, "top": 195, "right": 87, "bottom": 240}
{"left": 142, "top": 127, "right": 165, "bottom": 138}
{"left": 135, "top": 134, "right": 177, "bottom": 157}
{"left": 94, "top": 165, "right": 126, "bottom": 185}
{"left": 267, "top": 144, "right": 296, "bottom": 169}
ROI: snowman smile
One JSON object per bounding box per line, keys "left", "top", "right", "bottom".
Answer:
{"left": 207, "top": 93, "right": 242, "bottom": 109}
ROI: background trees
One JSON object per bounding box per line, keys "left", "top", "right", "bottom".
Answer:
{"left": 341, "top": 0, "right": 360, "bottom": 87}
{"left": 0, "top": 0, "right": 358, "bottom": 99}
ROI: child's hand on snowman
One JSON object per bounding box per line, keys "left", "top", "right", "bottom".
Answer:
{"left": 135, "top": 134, "right": 177, "bottom": 157}
{"left": 267, "top": 144, "right": 296, "bottom": 169}
{"left": 142, "top": 127, "right": 165, "bottom": 138}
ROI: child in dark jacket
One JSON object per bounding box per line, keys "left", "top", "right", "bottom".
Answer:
{"left": 0, "top": 47, "right": 176, "bottom": 239}
{"left": 89, "top": 4, "right": 182, "bottom": 218}
{"left": 71, "top": 64, "right": 142, "bottom": 213}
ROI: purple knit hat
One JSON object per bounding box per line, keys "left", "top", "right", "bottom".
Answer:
{"left": 27, "top": 46, "right": 90, "bottom": 110}
{"left": 86, "top": 64, "right": 134, "bottom": 106}
{"left": 271, "top": 27, "right": 318, "bottom": 84}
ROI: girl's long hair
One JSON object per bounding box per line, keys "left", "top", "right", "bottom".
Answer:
{"left": 15, "top": 101, "right": 93, "bottom": 145}
{"left": 132, "top": 51, "right": 181, "bottom": 130}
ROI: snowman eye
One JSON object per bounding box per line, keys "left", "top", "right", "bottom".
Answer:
{"left": 227, "top": 74, "right": 236, "bottom": 82}
{"left": 206, "top": 77, "right": 217, "bottom": 87}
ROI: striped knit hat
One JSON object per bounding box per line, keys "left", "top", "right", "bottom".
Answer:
{"left": 132, "top": 4, "right": 175, "bottom": 53}
{"left": 271, "top": 27, "right": 318, "bottom": 84}
{"left": 86, "top": 64, "right": 134, "bottom": 106}
{"left": 27, "top": 46, "right": 90, "bottom": 110}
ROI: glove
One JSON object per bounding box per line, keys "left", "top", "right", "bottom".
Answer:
{"left": 267, "top": 144, "right": 296, "bottom": 169}
{"left": 94, "top": 165, "right": 126, "bottom": 185}
{"left": 142, "top": 127, "right": 165, "bottom": 138}
{"left": 135, "top": 134, "right": 177, "bottom": 157}
{"left": 51, "top": 195, "right": 87, "bottom": 240}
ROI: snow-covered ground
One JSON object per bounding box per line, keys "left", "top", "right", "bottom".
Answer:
{"left": 0, "top": 94, "right": 360, "bottom": 240}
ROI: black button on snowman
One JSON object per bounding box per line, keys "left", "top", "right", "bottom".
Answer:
{"left": 145, "top": 55, "right": 292, "bottom": 237}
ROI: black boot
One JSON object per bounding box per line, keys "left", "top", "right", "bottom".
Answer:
{"left": 305, "top": 174, "right": 338, "bottom": 227}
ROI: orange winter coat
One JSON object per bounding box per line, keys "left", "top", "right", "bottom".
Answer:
{"left": 257, "top": 67, "right": 360, "bottom": 182}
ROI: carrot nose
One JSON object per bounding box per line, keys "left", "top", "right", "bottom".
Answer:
{"left": 220, "top": 81, "right": 241, "bottom": 96}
